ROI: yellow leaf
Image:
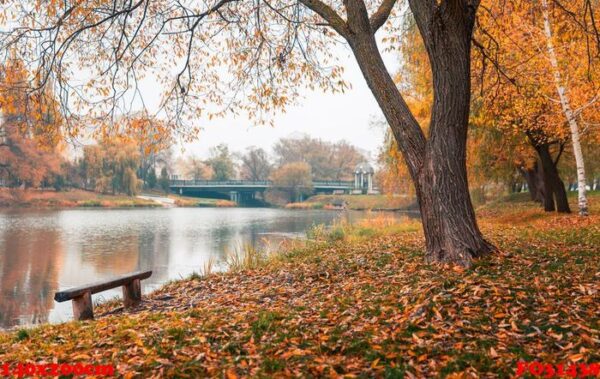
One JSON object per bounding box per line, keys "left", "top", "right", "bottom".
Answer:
{"left": 226, "top": 368, "right": 238, "bottom": 379}
{"left": 568, "top": 353, "right": 584, "bottom": 362}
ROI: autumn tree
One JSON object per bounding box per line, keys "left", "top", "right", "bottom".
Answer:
{"left": 470, "top": 81, "right": 572, "bottom": 213}
{"left": 0, "top": 57, "right": 63, "bottom": 188}
{"left": 159, "top": 167, "right": 171, "bottom": 194}
{"left": 80, "top": 137, "right": 142, "bottom": 195}
{"left": 273, "top": 136, "right": 332, "bottom": 180}
{"left": 539, "top": 0, "right": 594, "bottom": 215}
{"left": 178, "top": 156, "right": 212, "bottom": 180}
{"left": 240, "top": 147, "right": 272, "bottom": 181}
{"left": 122, "top": 116, "right": 173, "bottom": 189}
{"left": 270, "top": 162, "right": 314, "bottom": 202}
{"left": 206, "top": 144, "right": 235, "bottom": 181}
{"left": 330, "top": 141, "right": 367, "bottom": 180}
{"left": 273, "top": 136, "right": 365, "bottom": 180}
{"left": 9, "top": 0, "right": 597, "bottom": 264}
{"left": 475, "top": 0, "right": 600, "bottom": 215}
{"left": 79, "top": 145, "right": 103, "bottom": 191}
{"left": 377, "top": 130, "right": 411, "bottom": 195}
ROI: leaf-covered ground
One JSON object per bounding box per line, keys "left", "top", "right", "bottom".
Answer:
{"left": 1, "top": 196, "right": 599, "bottom": 378}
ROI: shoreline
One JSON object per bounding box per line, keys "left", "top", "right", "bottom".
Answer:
{"left": 0, "top": 188, "right": 237, "bottom": 210}
{"left": 286, "top": 194, "right": 419, "bottom": 212}
{"left": 0, "top": 188, "right": 421, "bottom": 211}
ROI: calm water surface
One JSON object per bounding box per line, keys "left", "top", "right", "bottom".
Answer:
{"left": 0, "top": 207, "right": 414, "bottom": 329}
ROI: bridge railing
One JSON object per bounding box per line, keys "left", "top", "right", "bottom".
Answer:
{"left": 170, "top": 179, "right": 355, "bottom": 188}
{"left": 170, "top": 180, "right": 271, "bottom": 186}
{"left": 313, "top": 180, "right": 354, "bottom": 187}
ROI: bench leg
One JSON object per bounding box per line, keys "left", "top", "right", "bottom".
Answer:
{"left": 72, "top": 292, "right": 94, "bottom": 321}
{"left": 122, "top": 278, "right": 142, "bottom": 308}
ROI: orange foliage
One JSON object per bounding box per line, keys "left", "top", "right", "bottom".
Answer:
{"left": 0, "top": 56, "right": 63, "bottom": 188}
{"left": 473, "top": 0, "right": 600, "bottom": 173}
{"left": 380, "top": 2, "right": 600, "bottom": 194}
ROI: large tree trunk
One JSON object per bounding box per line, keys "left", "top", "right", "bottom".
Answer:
{"left": 519, "top": 163, "right": 545, "bottom": 203}
{"left": 535, "top": 144, "right": 570, "bottom": 213}
{"left": 415, "top": 160, "right": 495, "bottom": 266}
{"left": 344, "top": 0, "right": 494, "bottom": 266}
{"left": 541, "top": 0, "right": 588, "bottom": 216}
{"left": 411, "top": 1, "right": 495, "bottom": 265}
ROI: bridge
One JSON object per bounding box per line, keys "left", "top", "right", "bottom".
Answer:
{"left": 169, "top": 179, "right": 355, "bottom": 203}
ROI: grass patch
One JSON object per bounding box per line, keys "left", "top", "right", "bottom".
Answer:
{"left": 306, "top": 194, "right": 416, "bottom": 210}
{"left": 251, "top": 311, "right": 283, "bottom": 339}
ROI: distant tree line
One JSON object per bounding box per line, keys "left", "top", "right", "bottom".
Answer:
{"left": 174, "top": 136, "right": 367, "bottom": 203}
{"left": 0, "top": 58, "right": 179, "bottom": 196}
{"left": 0, "top": 57, "right": 366, "bottom": 200}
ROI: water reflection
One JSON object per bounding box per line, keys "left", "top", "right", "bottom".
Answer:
{"left": 0, "top": 208, "right": 415, "bottom": 329}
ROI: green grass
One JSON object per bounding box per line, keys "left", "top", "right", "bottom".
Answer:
{"left": 305, "top": 194, "right": 416, "bottom": 210}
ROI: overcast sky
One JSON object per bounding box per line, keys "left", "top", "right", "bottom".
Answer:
{"left": 1, "top": 5, "right": 403, "bottom": 164}
{"left": 168, "top": 43, "right": 398, "bottom": 161}
{"left": 58, "top": 33, "right": 400, "bottom": 162}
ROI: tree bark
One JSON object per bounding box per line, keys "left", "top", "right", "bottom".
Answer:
{"left": 534, "top": 143, "right": 570, "bottom": 213}
{"left": 410, "top": 1, "right": 495, "bottom": 266}
{"left": 519, "top": 163, "right": 545, "bottom": 203}
{"left": 342, "top": 0, "right": 494, "bottom": 266}
{"left": 541, "top": 0, "right": 588, "bottom": 216}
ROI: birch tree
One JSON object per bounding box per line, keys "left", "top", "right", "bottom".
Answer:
{"left": 474, "top": 0, "right": 600, "bottom": 216}
{"left": 541, "top": 0, "right": 590, "bottom": 216}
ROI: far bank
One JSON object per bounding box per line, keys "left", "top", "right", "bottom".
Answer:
{"left": 0, "top": 188, "right": 237, "bottom": 209}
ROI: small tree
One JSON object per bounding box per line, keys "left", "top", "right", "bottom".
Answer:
{"left": 206, "top": 144, "right": 235, "bottom": 181}
{"left": 159, "top": 167, "right": 170, "bottom": 194}
{"left": 147, "top": 169, "right": 157, "bottom": 189}
{"left": 270, "top": 162, "right": 314, "bottom": 203}
{"left": 123, "top": 167, "right": 140, "bottom": 196}
{"left": 240, "top": 147, "right": 271, "bottom": 181}
{"left": 183, "top": 156, "right": 212, "bottom": 180}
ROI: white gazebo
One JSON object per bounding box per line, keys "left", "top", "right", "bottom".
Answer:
{"left": 354, "top": 162, "right": 374, "bottom": 194}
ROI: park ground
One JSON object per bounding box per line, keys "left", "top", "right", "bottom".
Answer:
{"left": 289, "top": 194, "right": 416, "bottom": 211}
{"left": 0, "top": 193, "right": 598, "bottom": 377}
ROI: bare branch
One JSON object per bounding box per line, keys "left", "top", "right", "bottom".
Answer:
{"left": 298, "top": 0, "right": 351, "bottom": 38}
{"left": 369, "top": 0, "right": 397, "bottom": 33}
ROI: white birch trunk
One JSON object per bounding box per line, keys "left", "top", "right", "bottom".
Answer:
{"left": 541, "top": 0, "right": 589, "bottom": 216}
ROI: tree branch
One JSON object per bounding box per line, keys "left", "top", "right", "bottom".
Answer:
{"left": 406, "top": 0, "right": 435, "bottom": 34}
{"left": 553, "top": 141, "right": 565, "bottom": 167}
{"left": 298, "top": 0, "right": 351, "bottom": 38}
{"left": 369, "top": 0, "right": 397, "bottom": 33}
{"left": 472, "top": 37, "right": 518, "bottom": 87}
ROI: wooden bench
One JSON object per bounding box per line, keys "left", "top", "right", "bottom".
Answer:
{"left": 54, "top": 270, "right": 152, "bottom": 321}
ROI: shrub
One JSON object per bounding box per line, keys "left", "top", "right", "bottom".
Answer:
{"left": 285, "top": 202, "right": 323, "bottom": 209}
{"left": 327, "top": 225, "right": 346, "bottom": 242}
{"left": 226, "top": 244, "right": 267, "bottom": 271}
{"left": 306, "top": 223, "right": 327, "bottom": 240}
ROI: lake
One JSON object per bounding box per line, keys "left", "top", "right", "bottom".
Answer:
{"left": 0, "top": 207, "right": 416, "bottom": 329}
